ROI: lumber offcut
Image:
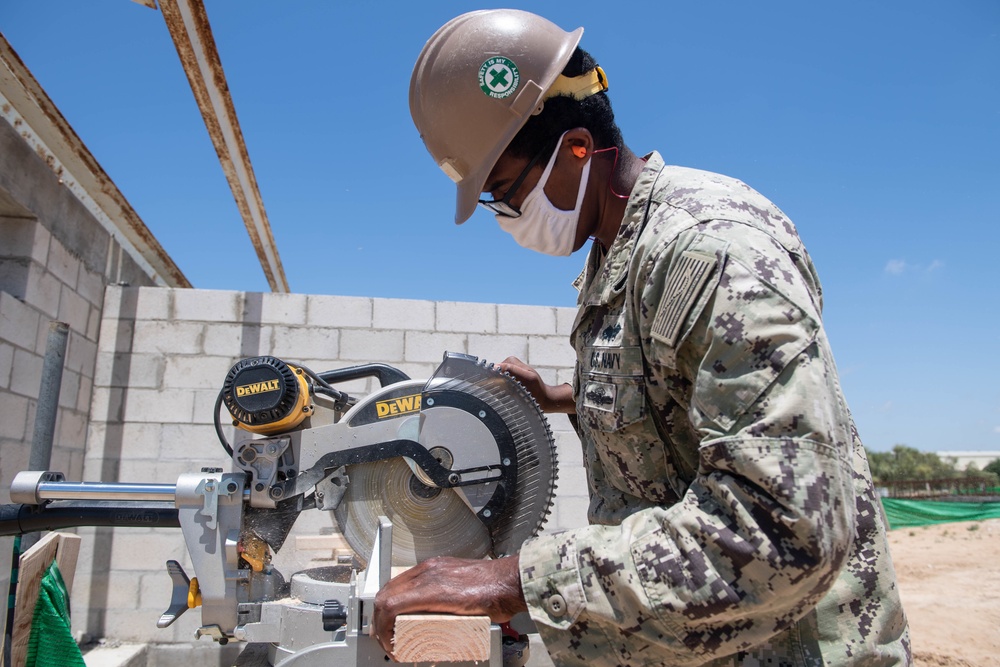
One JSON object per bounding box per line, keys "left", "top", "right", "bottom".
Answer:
{"left": 393, "top": 614, "right": 491, "bottom": 663}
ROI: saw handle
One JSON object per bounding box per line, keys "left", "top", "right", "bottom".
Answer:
{"left": 318, "top": 363, "right": 410, "bottom": 388}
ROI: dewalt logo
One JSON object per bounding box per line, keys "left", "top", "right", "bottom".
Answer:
{"left": 236, "top": 379, "right": 280, "bottom": 397}
{"left": 376, "top": 394, "right": 421, "bottom": 419}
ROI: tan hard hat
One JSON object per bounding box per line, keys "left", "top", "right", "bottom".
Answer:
{"left": 410, "top": 10, "right": 583, "bottom": 224}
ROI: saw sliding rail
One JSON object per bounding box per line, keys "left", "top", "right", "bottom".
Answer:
{"left": 0, "top": 471, "right": 183, "bottom": 536}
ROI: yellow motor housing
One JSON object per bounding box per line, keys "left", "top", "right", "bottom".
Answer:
{"left": 222, "top": 356, "right": 314, "bottom": 434}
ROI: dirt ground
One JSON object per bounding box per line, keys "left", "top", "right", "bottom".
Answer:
{"left": 888, "top": 517, "right": 1000, "bottom": 666}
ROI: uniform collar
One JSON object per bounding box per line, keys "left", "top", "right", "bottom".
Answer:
{"left": 574, "top": 151, "right": 666, "bottom": 306}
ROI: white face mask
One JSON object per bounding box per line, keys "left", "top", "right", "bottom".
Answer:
{"left": 496, "top": 132, "right": 591, "bottom": 257}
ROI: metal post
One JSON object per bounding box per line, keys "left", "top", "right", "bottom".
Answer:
{"left": 29, "top": 321, "right": 70, "bottom": 471}
{"left": 22, "top": 321, "right": 70, "bottom": 552}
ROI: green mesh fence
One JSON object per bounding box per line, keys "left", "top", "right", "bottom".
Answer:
{"left": 880, "top": 498, "right": 1000, "bottom": 529}
{"left": 25, "top": 560, "right": 84, "bottom": 667}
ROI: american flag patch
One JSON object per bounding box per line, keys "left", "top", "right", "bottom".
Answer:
{"left": 651, "top": 251, "right": 717, "bottom": 347}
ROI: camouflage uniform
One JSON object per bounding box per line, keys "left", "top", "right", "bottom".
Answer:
{"left": 518, "top": 152, "right": 910, "bottom": 666}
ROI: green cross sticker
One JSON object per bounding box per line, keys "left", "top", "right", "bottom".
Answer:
{"left": 479, "top": 57, "right": 520, "bottom": 99}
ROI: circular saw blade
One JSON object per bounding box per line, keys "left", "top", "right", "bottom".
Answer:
{"left": 334, "top": 458, "right": 492, "bottom": 567}
{"left": 422, "top": 353, "right": 558, "bottom": 558}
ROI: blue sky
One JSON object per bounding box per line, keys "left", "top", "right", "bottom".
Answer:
{"left": 2, "top": 1, "right": 998, "bottom": 454}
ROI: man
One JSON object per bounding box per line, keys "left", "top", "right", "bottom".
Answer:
{"left": 374, "top": 9, "right": 910, "bottom": 666}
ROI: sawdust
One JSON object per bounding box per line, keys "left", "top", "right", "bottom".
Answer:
{"left": 888, "top": 518, "right": 1000, "bottom": 666}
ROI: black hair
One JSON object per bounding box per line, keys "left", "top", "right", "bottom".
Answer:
{"left": 504, "top": 47, "right": 624, "bottom": 159}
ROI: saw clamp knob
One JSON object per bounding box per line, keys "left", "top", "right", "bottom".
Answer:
{"left": 321, "top": 599, "right": 347, "bottom": 632}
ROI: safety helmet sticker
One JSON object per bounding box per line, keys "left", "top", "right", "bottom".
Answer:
{"left": 479, "top": 57, "right": 520, "bottom": 99}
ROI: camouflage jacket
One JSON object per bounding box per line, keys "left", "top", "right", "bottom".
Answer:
{"left": 518, "top": 152, "right": 910, "bottom": 666}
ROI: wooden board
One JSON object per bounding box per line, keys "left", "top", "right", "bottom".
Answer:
{"left": 393, "top": 614, "right": 491, "bottom": 663}
{"left": 10, "top": 532, "right": 82, "bottom": 667}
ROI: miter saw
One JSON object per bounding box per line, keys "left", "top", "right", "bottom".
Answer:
{"left": 1, "top": 352, "right": 558, "bottom": 666}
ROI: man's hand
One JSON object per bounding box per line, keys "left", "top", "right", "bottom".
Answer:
{"left": 371, "top": 555, "right": 527, "bottom": 659}
{"left": 498, "top": 356, "right": 575, "bottom": 413}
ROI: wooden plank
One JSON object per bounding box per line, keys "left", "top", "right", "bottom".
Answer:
{"left": 10, "top": 533, "right": 82, "bottom": 667}
{"left": 393, "top": 614, "right": 491, "bottom": 663}
{"left": 11, "top": 533, "right": 60, "bottom": 667}
{"left": 53, "top": 534, "right": 81, "bottom": 594}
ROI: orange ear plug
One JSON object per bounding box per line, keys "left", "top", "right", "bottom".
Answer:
{"left": 572, "top": 146, "right": 587, "bottom": 158}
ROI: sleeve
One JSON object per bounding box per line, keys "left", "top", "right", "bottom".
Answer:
{"left": 518, "top": 228, "right": 857, "bottom": 667}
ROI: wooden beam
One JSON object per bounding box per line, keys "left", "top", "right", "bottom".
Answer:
{"left": 393, "top": 614, "right": 491, "bottom": 663}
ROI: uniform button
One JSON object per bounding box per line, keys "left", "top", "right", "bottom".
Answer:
{"left": 546, "top": 594, "right": 567, "bottom": 617}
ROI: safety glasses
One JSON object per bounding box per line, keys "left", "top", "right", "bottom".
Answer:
{"left": 477, "top": 143, "right": 551, "bottom": 218}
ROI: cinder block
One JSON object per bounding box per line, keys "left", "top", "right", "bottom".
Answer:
{"left": 122, "top": 387, "right": 196, "bottom": 424}
{"left": 554, "top": 459, "right": 588, "bottom": 497}
{"left": 527, "top": 336, "right": 576, "bottom": 368}
{"left": 555, "top": 307, "right": 578, "bottom": 336}
{"left": 58, "top": 368, "right": 81, "bottom": 408}
{"left": 0, "top": 291, "right": 41, "bottom": 350}
{"left": 404, "top": 331, "right": 467, "bottom": 363}
{"left": 373, "top": 298, "right": 435, "bottom": 331}
{"left": 498, "top": 304, "right": 557, "bottom": 335}
{"left": 260, "top": 292, "right": 308, "bottom": 325}
{"left": 163, "top": 355, "right": 235, "bottom": 390}
{"left": 47, "top": 237, "right": 81, "bottom": 289}
{"left": 466, "top": 334, "right": 528, "bottom": 364}
{"left": 134, "top": 287, "right": 171, "bottom": 320}
{"left": 86, "top": 302, "right": 101, "bottom": 341}
{"left": 77, "top": 265, "right": 105, "bottom": 307}
{"left": 0, "top": 342, "right": 13, "bottom": 388}
{"left": 77, "top": 374, "right": 92, "bottom": 413}
{"left": 56, "top": 408, "right": 88, "bottom": 448}
{"left": 94, "top": 352, "right": 163, "bottom": 389}
{"left": 23, "top": 263, "right": 61, "bottom": 319}
{"left": 101, "top": 284, "right": 124, "bottom": 320}
{"left": 83, "top": 421, "right": 162, "bottom": 465}
{"left": 88, "top": 386, "right": 126, "bottom": 426}
{"left": 201, "top": 323, "right": 243, "bottom": 356}
{"left": 58, "top": 283, "right": 91, "bottom": 332}
{"left": 9, "top": 347, "right": 42, "bottom": 398}
{"left": 339, "top": 329, "right": 404, "bottom": 362}
{"left": 65, "top": 330, "right": 98, "bottom": 375}
{"left": 109, "top": 531, "right": 189, "bottom": 571}
{"left": 307, "top": 295, "right": 373, "bottom": 328}
{"left": 132, "top": 321, "right": 204, "bottom": 355}
{"left": 436, "top": 301, "right": 497, "bottom": 333}
{"left": 0, "top": 391, "right": 29, "bottom": 440}
{"left": 97, "top": 317, "right": 136, "bottom": 353}
{"left": 174, "top": 288, "right": 241, "bottom": 323}
{"left": 189, "top": 389, "right": 225, "bottom": 425}
{"left": 553, "top": 495, "right": 590, "bottom": 531}
{"left": 159, "top": 423, "right": 222, "bottom": 461}
{"left": 269, "top": 326, "right": 339, "bottom": 362}
{"left": 0, "top": 218, "right": 48, "bottom": 262}
{"left": 547, "top": 413, "right": 577, "bottom": 435}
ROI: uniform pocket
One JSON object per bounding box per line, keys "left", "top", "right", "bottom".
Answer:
{"left": 579, "top": 373, "right": 646, "bottom": 432}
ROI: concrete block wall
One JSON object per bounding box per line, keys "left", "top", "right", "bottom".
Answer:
{"left": 0, "top": 112, "right": 160, "bottom": 505}
{"left": 75, "top": 286, "right": 588, "bottom": 646}
{"left": 0, "top": 221, "right": 105, "bottom": 499}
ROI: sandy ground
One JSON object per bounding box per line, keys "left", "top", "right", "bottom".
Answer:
{"left": 888, "top": 517, "right": 1000, "bottom": 666}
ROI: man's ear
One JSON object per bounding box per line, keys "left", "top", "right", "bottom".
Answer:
{"left": 564, "top": 127, "right": 594, "bottom": 160}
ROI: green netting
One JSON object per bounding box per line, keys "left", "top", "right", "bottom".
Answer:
{"left": 880, "top": 498, "right": 1000, "bottom": 529}
{"left": 25, "top": 560, "right": 84, "bottom": 667}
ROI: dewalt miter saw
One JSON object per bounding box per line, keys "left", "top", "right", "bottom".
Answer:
{"left": 1, "top": 352, "right": 558, "bottom": 666}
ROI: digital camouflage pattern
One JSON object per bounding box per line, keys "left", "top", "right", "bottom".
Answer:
{"left": 518, "top": 152, "right": 910, "bottom": 666}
